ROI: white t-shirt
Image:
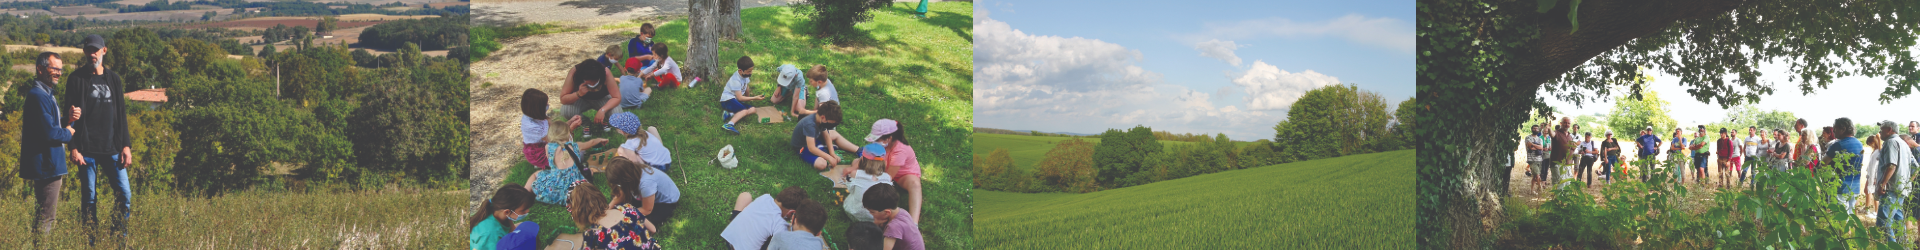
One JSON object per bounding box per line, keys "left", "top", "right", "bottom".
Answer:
{"left": 815, "top": 79, "right": 839, "bottom": 105}
{"left": 1747, "top": 135, "right": 1764, "bottom": 156}
{"left": 844, "top": 170, "right": 893, "bottom": 222}
{"left": 721, "top": 71, "right": 749, "bottom": 102}
{"left": 620, "top": 131, "right": 673, "bottom": 166}
{"left": 520, "top": 115, "right": 546, "bottom": 144}
{"left": 720, "top": 195, "right": 788, "bottom": 250}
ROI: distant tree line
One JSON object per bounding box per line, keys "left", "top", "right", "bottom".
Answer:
{"left": 976, "top": 84, "right": 1415, "bottom": 193}
{"left": 356, "top": 15, "right": 466, "bottom": 50}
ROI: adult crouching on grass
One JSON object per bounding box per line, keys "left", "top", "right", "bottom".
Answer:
{"left": 560, "top": 59, "right": 622, "bottom": 137}
{"left": 68, "top": 34, "right": 134, "bottom": 245}
{"left": 20, "top": 51, "right": 76, "bottom": 237}
{"left": 606, "top": 150, "right": 680, "bottom": 231}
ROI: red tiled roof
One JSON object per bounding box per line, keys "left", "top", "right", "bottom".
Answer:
{"left": 126, "top": 88, "right": 166, "bottom": 103}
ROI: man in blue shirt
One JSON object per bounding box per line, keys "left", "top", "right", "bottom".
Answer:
{"left": 19, "top": 52, "right": 75, "bottom": 235}
{"left": 1637, "top": 126, "right": 1662, "bottom": 182}
{"left": 1831, "top": 118, "right": 1865, "bottom": 214}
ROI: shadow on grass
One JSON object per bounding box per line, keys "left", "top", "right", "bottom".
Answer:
{"left": 484, "top": 2, "right": 972, "bottom": 249}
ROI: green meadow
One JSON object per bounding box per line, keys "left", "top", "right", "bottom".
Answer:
{"left": 970, "top": 133, "right": 1260, "bottom": 171}
{"left": 974, "top": 150, "right": 1414, "bottom": 248}
{"left": 0, "top": 188, "right": 463, "bottom": 248}
{"left": 489, "top": 2, "right": 972, "bottom": 249}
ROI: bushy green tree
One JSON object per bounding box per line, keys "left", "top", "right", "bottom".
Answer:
{"left": 1605, "top": 90, "right": 1678, "bottom": 140}
{"left": 1091, "top": 125, "right": 1160, "bottom": 188}
{"left": 1035, "top": 138, "right": 1098, "bottom": 193}
{"left": 1274, "top": 84, "right": 1389, "bottom": 163}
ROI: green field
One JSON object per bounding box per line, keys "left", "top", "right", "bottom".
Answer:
{"left": 971, "top": 133, "right": 1260, "bottom": 171}
{"left": 975, "top": 150, "right": 1413, "bottom": 248}
{"left": 489, "top": 3, "right": 973, "bottom": 249}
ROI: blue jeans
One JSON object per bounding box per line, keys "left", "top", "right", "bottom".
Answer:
{"left": 1881, "top": 193, "right": 1907, "bottom": 242}
{"left": 79, "top": 154, "right": 132, "bottom": 237}
{"left": 1603, "top": 155, "right": 1618, "bottom": 182}
{"left": 1841, "top": 175, "right": 1862, "bottom": 214}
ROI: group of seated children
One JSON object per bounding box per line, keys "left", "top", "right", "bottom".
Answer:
{"left": 566, "top": 23, "right": 685, "bottom": 137}
{"left": 718, "top": 185, "right": 923, "bottom": 250}
{"left": 717, "top": 55, "right": 841, "bottom": 135}
{"left": 478, "top": 25, "right": 933, "bottom": 249}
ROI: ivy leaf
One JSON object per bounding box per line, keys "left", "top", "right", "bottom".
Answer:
{"left": 1537, "top": 0, "right": 1557, "bottom": 13}
{"left": 1567, "top": 0, "right": 1582, "bottom": 34}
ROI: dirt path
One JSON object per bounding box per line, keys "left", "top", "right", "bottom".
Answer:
{"left": 466, "top": 25, "right": 646, "bottom": 210}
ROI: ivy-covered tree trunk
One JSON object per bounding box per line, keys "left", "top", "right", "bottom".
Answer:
{"left": 1419, "top": 0, "right": 1746, "bottom": 248}
{"left": 686, "top": 0, "right": 722, "bottom": 82}
{"left": 718, "top": 0, "right": 740, "bottom": 40}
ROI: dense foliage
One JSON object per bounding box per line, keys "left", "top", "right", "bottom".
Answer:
{"left": 1273, "top": 84, "right": 1398, "bottom": 163}
{"left": 803, "top": 0, "right": 892, "bottom": 43}
{"left": 1091, "top": 126, "right": 1161, "bottom": 188}
{"left": 1419, "top": 0, "right": 1920, "bottom": 247}
{"left": 357, "top": 15, "right": 468, "bottom": 51}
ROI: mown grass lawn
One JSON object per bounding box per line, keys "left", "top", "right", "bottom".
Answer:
{"left": 0, "top": 188, "right": 464, "bottom": 248}
{"left": 496, "top": 2, "right": 973, "bottom": 249}
{"left": 975, "top": 150, "right": 1413, "bottom": 249}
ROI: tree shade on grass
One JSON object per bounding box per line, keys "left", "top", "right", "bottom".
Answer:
{"left": 486, "top": 2, "right": 973, "bottom": 249}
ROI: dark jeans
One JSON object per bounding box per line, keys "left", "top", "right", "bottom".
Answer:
{"left": 1603, "top": 155, "right": 1618, "bottom": 182}
{"left": 31, "top": 177, "right": 62, "bottom": 233}
{"left": 1579, "top": 155, "right": 1597, "bottom": 185}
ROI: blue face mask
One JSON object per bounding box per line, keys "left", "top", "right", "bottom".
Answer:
{"left": 510, "top": 211, "right": 528, "bottom": 222}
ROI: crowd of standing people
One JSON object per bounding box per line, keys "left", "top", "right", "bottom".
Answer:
{"left": 1522, "top": 116, "right": 1920, "bottom": 243}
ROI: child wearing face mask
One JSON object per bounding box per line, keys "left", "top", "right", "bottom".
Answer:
{"left": 470, "top": 185, "right": 534, "bottom": 250}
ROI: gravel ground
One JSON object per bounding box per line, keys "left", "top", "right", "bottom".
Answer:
{"left": 465, "top": 27, "right": 641, "bottom": 211}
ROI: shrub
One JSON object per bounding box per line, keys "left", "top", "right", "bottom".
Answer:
{"left": 805, "top": 0, "right": 891, "bottom": 43}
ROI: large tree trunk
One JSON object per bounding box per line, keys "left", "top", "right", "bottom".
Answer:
{"left": 1419, "top": 0, "right": 1743, "bottom": 248}
{"left": 687, "top": 0, "right": 722, "bottom": 83}
{"left": 718, "top": 0, "right": 741, "bottom": 40}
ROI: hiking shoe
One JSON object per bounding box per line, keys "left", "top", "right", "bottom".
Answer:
{"left": 723, "top": 123, "right": 740, "bottom": 135}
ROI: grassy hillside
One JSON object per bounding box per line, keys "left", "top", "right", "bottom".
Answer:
{"left": 972, "top": 133, "right": 1255, "bottom": 171}
{"left": 975, "top": 150, "right": 1413, "bottom": 248}
{"left": 0, "top": 188, "right": 462, "bottom": 248}
{"left": 492, "top": 2, "right": 973, "bottom": 249}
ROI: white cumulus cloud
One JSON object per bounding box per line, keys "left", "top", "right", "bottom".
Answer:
{"left": 1233, "top": 60, "right": 1341, "bottom": 110}
{"left": 1193, "top": 39, "right": 1243, "bottom": 66}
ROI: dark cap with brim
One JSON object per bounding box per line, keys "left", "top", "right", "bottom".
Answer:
{"left": 82, "top": 34, "right": 106, "bottom": 53}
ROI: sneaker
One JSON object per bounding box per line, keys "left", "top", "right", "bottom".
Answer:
{"left": 723, "top": 123, "right": 740, "bottom": 135}
{"left": 723, "top": 111, "right": 733, "bottom": 121}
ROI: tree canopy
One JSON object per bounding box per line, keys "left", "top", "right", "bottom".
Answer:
{"left": 1419, "top": 0, "right": 1920, "bottom": 247}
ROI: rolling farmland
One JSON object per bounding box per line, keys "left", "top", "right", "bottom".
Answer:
{"left": 975, "top": 150, "right": 1414, "bottom": 248}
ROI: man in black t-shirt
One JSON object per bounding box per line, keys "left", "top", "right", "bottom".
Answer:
{"left": 65, "top": 34, "right": 132, "bottom": 244}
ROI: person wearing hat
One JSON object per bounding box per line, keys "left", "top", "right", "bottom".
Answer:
{"left": 1634, "top": 126, "right": 1660, "bottom": 182}
{"left": 610, "top": 112, "right": 671, "bottom": 172}
{"left": 21, "top": 51, "right": 76, "bottom": 236}
{"left": 617, "top": 57, "right": 654, "bottom": 110}
{"left": 842, "top": 143, "right": 893, "bottom": 223}
{"left": 67, "top": 34, "right": 134, "bottom": 243}
{"left": 864, "top": 118, "right": 926, "bottom": 224}
{"left": 1874, "top": 120, "right": 1914, "bottom": 241}
{"left": 772, "top": 64, "right": 806, "bottom": 114}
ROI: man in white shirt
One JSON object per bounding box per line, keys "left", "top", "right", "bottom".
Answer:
{"left": 1874, "top": 121, "right": 1913, "bottom": 242}
{"left": 1579, "top": 132, "right": 1598, "bottom": 188}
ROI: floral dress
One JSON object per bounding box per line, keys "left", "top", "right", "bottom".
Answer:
{"left": 533, "top": 141, "right": 587, "bottom": 205}
{"left": 584, "top": 204, "right": 661, "bottom": 250}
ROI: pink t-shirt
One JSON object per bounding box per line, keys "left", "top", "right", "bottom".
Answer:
{"left": 882, "top": 210, "right": 924, "bottom": 250}
{"left": 888, "top": 142, "right": 922, "bottom": 183}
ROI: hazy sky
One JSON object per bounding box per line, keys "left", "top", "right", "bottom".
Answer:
{"left": 973, "top": 0, "right": 1414, "bottom": 141}
{"left": 1543, "top": 62, "right": 1920, "bottom": 133}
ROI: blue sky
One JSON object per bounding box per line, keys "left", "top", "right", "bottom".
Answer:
{"left": 974, "top": 0, "right": 1414, "bottom": 141}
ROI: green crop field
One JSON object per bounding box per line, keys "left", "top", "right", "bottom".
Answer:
{"left": 488, "top": 2, "right": 973, "bottom": 249}
{"left": 975, "top": 150, "right": 1413, "bottom": 248}
{"left": 971, "top": 133, "right": 1255, "bottom": 171}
